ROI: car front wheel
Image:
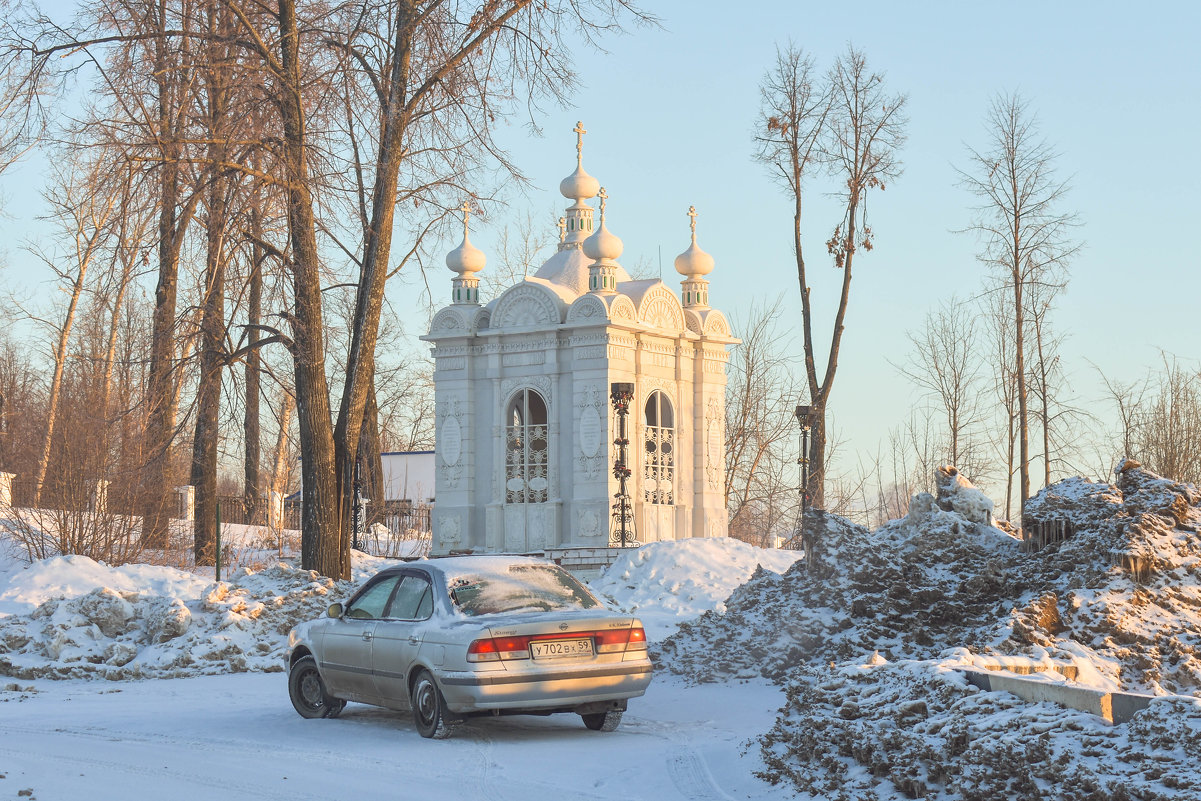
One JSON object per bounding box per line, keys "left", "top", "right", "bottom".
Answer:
{"left": 411, "top": 669, "right": 457, "bottom": 739}
{"left": 288, "top": 655, "right": 346, "bottom": 719}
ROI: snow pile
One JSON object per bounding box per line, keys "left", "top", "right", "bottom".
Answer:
{"left": 759, "top": 657, "right": 1201, "bottom": 801}
{"left": 591, "top": 537, "right": 801, "bottom": 640}
{"left": 0, "top": 555, "right": 213, "bottom": 617}
{"left": 0, "top": 553, "right": 396, "bottom": 680}
{"left": 659, "top": 465, "right": 1201, "bottom": 695}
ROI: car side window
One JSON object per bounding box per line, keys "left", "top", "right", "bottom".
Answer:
{"left": 386, "top": 574, "right": 434, "bottom": 620}
{"left": 347, "top": 576, "right": 401, "bottom": 620}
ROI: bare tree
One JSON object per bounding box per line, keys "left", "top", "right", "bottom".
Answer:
{"left": 958, "top": 93, "right": 1080, "bottom": 511}
{"left": 723, "top": 300, "right": 801, "bottom": 546}
{"left": 895, "top": 296, "right": 987, "bottom": 477}
{"left": 754, "top": 43, "right": 907, "bottom": 510}
{"left": 28, "top": 156, "right": 117, "bottom": 506}
{"left": 1102, "top": 356, "right": 1201, "bottom": 485}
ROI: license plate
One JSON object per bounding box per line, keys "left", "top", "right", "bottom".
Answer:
{"left": 530, "top": 638, "right": 593, "bottom": 660}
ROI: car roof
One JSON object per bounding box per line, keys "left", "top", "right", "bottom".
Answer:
{"left": 374, "top": 554, "right": 556, "bottom": 580}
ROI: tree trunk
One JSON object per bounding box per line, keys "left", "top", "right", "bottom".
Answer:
{"left": 278, "top": 0, "right": 345, "bottom": 579}
{"left": 34, "top": 264, "right": 88, "bottom": 506}
{"left": 190, "top": 181, "right": 226, "bottom": 566}
{"left": 244, "top": 206, "right": 264, "bottom": 517}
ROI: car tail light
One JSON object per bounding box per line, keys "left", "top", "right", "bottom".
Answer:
{"left": 467, "top": 635, "right": 531, "bottom": 662}
{"left": 467, "top": 626, "right": 648, "bottom": 662}
{"left": 596, "top": 627, "right": 648, "bottom": 653}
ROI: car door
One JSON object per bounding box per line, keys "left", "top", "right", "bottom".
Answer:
{"left": 371, "top": 571, "right": 436, "bottom": 708}
{"left": 320, "top": 574, "right": 402, "bottom": 703}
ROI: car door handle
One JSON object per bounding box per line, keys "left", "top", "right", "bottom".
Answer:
{"left": 362, "top": 632, "right": 373, "bottom": 642}
{"left": 407, "top": 636, "right": 420, "bottom": 645}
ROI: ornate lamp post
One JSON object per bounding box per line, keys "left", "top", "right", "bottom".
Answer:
{"left": 795, "top": 404, "right": 813, "bottom": 563}
{"left": 610, "top": 382, "right": 636, "bottom": 547}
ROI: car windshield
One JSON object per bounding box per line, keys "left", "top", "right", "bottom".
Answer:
{"left": 447, "top": 564, "right": 602, "bottom": 617}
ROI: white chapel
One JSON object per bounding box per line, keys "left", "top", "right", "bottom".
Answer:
{"left": 422, "top": 123, "right": 737, "bottom": 555}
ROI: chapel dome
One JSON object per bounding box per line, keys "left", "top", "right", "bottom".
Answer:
{"left": 673, "top": 205, "right": 714, "bottom": 277}
{"left": 674, "top": 241, "right": 714, "bottom": 277}
{"left": 583, "top": 218, "right": 623, "bottom": 263}
{"left": 560, "top": 165, "right": 600, "bottom": 201}
{"left": 446, "top": 234, "right": 485, "bottom": 275}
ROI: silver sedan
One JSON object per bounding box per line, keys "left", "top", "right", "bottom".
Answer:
{"left": 286, "top": 555, "right": 653, "bottom": 738}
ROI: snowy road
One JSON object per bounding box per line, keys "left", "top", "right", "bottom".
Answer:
{"left": 0, "top": 673, "right": 794, "bottom": 801}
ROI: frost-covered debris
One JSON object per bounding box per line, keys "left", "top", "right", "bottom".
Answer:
{"left": 659, "top": 465, "right": 1201, "bottom": 696}
{"left": 758, "top": 657, "right": 1201, "bottom": 801}
{"left": 0, "top": 559, "right": 382, "bottom": 680}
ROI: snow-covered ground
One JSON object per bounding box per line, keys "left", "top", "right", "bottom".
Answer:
{"left": 3, "top": 467, "right": 1201, "bottom": 801}
{"left": 0, "top": 673, "right": 791, "bottom": 801}
{"left": 0, "top": 534, "right": 802, "bottom": 800}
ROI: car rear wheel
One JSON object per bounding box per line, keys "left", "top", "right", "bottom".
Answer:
{"left": 411, "top": 669, "right": 456, "bottom": 739}
{"left": 288, "top": 655, "right": 345, "bottom": 719}
{"left": 581, "top": 710, "right": 623, "bottom": 732}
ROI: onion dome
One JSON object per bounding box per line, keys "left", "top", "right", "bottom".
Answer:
{"left": 559, "top": 121, "right": 601, "bottom": 201}
{"left": 445, "top": 201, "right": 486, "bottom": 275}
{"left": 582, "top": 188, "right": 623, "bottom": 262}
{"left": 674, "top": 205, "right": 715, "bottom": 277}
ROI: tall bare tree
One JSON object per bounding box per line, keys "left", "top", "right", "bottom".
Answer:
{"left": 958, "top": 93, "right": 1079, "bottom": 511}
{"left": 754, "top": 43, "right": 907, "bottom": 509}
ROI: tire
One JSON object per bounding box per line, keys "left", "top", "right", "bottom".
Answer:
{"left": 411, "top": 669, "right": 456, "bottom": 739}
{"left": 581, "top": 710, "right": 623, "bottom": 732}
{"left": 288, "top": 655, "right": 344, "bottom": 719}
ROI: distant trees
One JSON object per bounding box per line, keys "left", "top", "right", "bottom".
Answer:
{"left": 1102, "top": 358, "right": 1201, "bottom": 486}
{"left": 958, "top": 93, "right": 1079, "bottom": 511}
{"left": 724, "top": 301, "right": 801, "bottom": 546}
{"left": 754, "top": 43, "right": 907, "bottom": 511}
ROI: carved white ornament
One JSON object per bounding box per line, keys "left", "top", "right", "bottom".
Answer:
{"left": 493, "top": 283, "right": 560, "bottom": 329}
{"left": 439, "top": 513, "right": 461, "bottom": 544}
{"left": 705, "top": 396, "right": 723, "bottom": 490}
{"left": 577, "top": 507, "right": 601, "bottom": 539}
{"left": 437, "top": 396, "right": 465, "bottom": 488}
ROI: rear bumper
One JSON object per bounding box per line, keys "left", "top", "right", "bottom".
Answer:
{"left": 436, "top": 658, "right": 653, "bottom": 713}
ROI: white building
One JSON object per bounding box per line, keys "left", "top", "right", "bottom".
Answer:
{"left": 380, "top": 451, "right": 435, "bottom": 507}
{"left": 422, "top": 123, "right": 737, "bottom": 555}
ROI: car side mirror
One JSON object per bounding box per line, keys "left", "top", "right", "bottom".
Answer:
{"left": 327, "top": 602, "right": 344, "bottom": 619}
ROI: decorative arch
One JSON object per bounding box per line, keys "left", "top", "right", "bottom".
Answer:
{"left": 492, "top": 283, "right": 563, "bottom": 329}
{"left": 430, "top": 307, "right": 467, "bottom": 334}
{"left": 683, "top": 309, "right": 704, "bottom": 335}
{"left": 637, "top": 285, "right": 686, "bottom": 332}
{"left": 702, "top": 311, "right": 731, "bottom": 338}
{"left": 565, "top": 293, "right": 610, "bottom": 324}
{"left": 472, "top": 306, "right": 492, "bottom": 332}
{"left": 609, "top": 295, "right": 637, "bottom": 322}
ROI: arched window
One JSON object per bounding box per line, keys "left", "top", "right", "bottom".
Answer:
{"left": 643, "top": 391, "right": 674, "bottom": 505}
{"left": 505, "top": 389, "right": 549, "bottom": 504}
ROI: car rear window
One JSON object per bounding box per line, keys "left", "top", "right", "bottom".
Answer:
{"left": 447, "top": 564, "right": 601, "bottom": 616}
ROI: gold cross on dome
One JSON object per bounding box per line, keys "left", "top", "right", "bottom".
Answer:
{"left": 573, "top": 121, "right": 586, "bottom": 164}
{"left": 557, "top": 216, "right": 566, "bottom": 242}
{"left": 598, "top": 187, "right": 608, "bottom": 218}
{"left": 687, "top": 205, "right": 698, "bottom": 239}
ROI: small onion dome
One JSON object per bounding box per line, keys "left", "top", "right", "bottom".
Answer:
{"left": 583, "top": 188, "right": 623, "bottom": 261}
{"left": 674, "top": 205, "right": 715, "bottom": 277}
{"left": 560, "top": 120, "right": 600, "bottom": 201}
{"left": 445, "top": 202, "right": 486, "bottom": 274}
{"left": 559, "top": 164, "right": 600, "bottom": 201}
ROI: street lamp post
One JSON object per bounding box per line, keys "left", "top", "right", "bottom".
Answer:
{"left": 610, "top": 382, "right": 635, "bottom": 548}
{"left": 795, "top": 404, "right": 812, "bottom": 564}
